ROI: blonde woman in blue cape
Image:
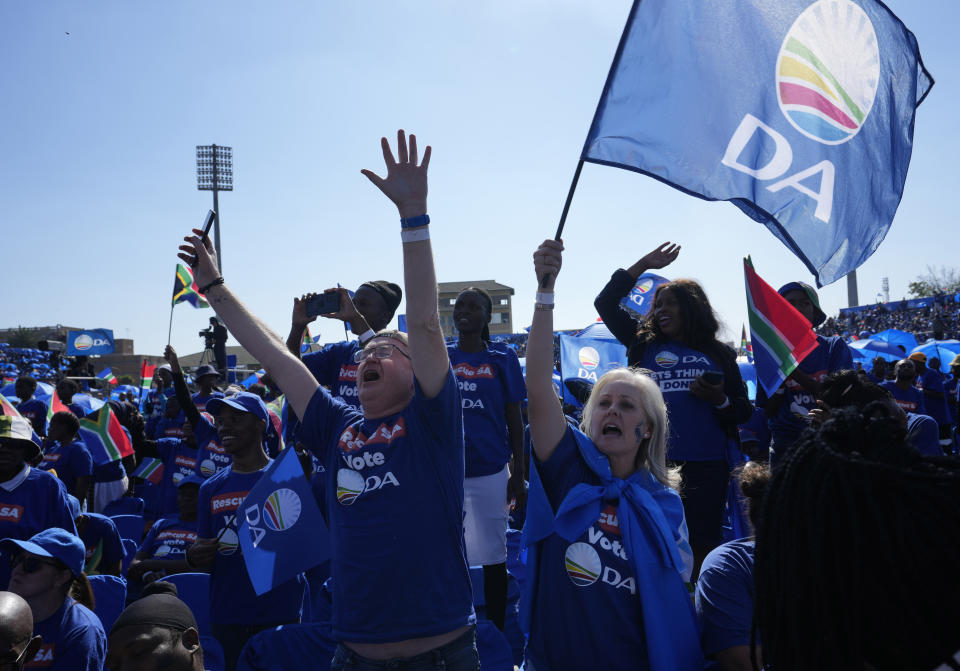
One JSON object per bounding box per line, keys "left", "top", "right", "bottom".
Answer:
{"left": 522, "top": 239, "right": 703, "bottom": 671}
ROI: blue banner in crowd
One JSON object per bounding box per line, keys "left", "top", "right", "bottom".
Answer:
{"left": 558, "top": 335, "right": 627, "bottom": 406}
{"left": 582, "top": 0, "right": 932, "bottom": 286}
{"left": 620, "top": 273, "right": 669, "bottom": 317}
{"left": 239, "top": 447, "right": 330, "bottom": 595}
{"left": 66, "top": 329, "right": 115, "bottom": 356}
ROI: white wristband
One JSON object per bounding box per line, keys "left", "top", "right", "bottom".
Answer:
{"left": 535, "top": 292, "right": 555, "bottom": 305}
{"left": 715, "top": 397, "right": 731, "bottom": 409}
{"left": 401, "top": 228, "right": 430, "bottom": 243}
{"left": 358, "top": 329, "right": 376, "bottom": 344}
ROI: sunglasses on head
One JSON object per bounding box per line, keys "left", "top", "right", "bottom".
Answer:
{"left": 10, "top": 554, "right": 62, "bottom": 574}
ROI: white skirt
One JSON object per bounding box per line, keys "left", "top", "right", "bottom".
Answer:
{"left": 463, "top": 465, "right": 510, "bottom": 566}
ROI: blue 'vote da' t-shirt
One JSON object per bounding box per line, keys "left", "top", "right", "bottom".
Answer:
{"left": 18, "top": 398, "right": 48, "bottom": 436}
{"left": 139, "top": 515, "right": 198, "bottom": 560}
{"left": 637, "top": 342, "right": 729, "bottom": 461}
{"left": 197, "top": 463, "right": 304, "bottom": 626}
{"left": 299, "top": 370, "right": 476, "bottom": 642}
{"left": 303, "top": 340, "right": 363, "bottom": 408}
{"left": 191, "top": 414, "right": 233, "bottom": 479}
{"left": 40, "top": 440, "right": 93, "bottom": 496}
{"left": 29, "top": 597, "right": 106, "bottom": 671}
{"left": 527, "top": 427, "right": 650, "bottom": 670}
{"left": 448, "top": 343, "right": 526, "bottom": 477}
{"left": 881, "top": 380, "right": 926, "bottom": 414}
{"left": 155, "top": 437, "right": 200, "bottom": 515}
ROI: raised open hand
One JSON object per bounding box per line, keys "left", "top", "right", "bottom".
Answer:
{"left": 637, "top": 242, "right": 680, "bottom": 270}
{"left": 361, "top": 129, "right": 431, "bottom": 219}
{"left": 177, "top": 228, "right": 220, "bottom": 288}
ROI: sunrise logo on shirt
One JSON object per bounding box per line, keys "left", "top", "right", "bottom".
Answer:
{"left": 218, "top": 528, "right": 239, "bottom": 556}
{"left": 263, "top": 488, "right": 302, "bottom": 531}
{"left": 564, "top": 542, "right": 602, "bottom": 587}
{"left": 336, "top": 469, "right": 365, "bottom": 505}
{"left": 655, "top": 350, "right": 679, "bottom": 368}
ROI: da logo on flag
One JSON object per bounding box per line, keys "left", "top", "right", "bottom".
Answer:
{"left": 263, "top": 488, "right": 302, "bottom": 531}
{"left": 578, "top": 347, "right": 600, "bottom": 370}
{"left": 776, "top": 0, "right": 879, "bottom": 145}
{"left": 636, "top": 278, "right": 654, "bottom": 294}
{"left": 74, "top": 334, "right": 94, "bottom": 351}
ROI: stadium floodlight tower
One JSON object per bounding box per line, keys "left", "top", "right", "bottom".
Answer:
{"left": 196, "top": 144, "right": 233, "bottom": 272}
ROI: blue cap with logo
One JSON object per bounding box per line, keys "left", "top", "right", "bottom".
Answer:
{"left": 206, "top": 392, "right": 269, "bottom": 426}
{"left": 0, "top": 528, "right": 85, "bottom": 577}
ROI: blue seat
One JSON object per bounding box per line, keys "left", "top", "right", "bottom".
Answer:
{"left": 102, "top": 496, "right": 145, "bottom": 517}
{"left": 110, "top": 514, "right": 145, "bottom": 544}
{"left": 237, "top": 623, "right": 337, "bottom": 671}
{"left": 200, "top": 635, "right": 225, "bottom": 671}
{"left": 88, "top": 574, "right": 127, "bottom": 633}
{"left": 120, "top": 538, "right": 139, "bottom": 576}
{"left": 160, "top": 573, "right": 211, "bottom": 635}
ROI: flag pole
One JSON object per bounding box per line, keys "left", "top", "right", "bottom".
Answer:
{"left": 542, "top": 159, "right": 584, "bottom": 288}
{"left": 167, "top": 302, "right": 175, "bottom": 346}
{"left": 137, "top": 359, "right": 146, "bottom": 409}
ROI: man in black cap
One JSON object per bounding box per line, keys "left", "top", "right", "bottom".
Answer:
{"left": 106, "top": 583, "right": 204, "bottom": 671}
{"left": 758, "top": 281, "right": 853, "bottom": 465}
{"left": 285, "top": 281, "right": 402, "bottom": 409}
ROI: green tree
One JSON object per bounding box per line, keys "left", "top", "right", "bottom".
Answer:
{"left": 908, "top": 266, "right": 960, "bottom": 298}
{"left": 6, "top": 326, "right": 38, "bottom": 348}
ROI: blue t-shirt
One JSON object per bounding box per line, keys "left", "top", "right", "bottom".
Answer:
{"left": 906, "top": 413, "right": 943, "bottom": 456}
{"left": 303, "top": 340, "right": 363, "bottom": 408}
{"left": 917, "top": 368, "right": 951, "bottom": 424}
{"left": 448, "top": 344, "right": 526, "bottom": 477}
{"left": 696, "top": 539, "right": 756, "bottom": 657}
{"left": 154, "top": 415, "right": 186, "bottom": 440}
{"left": 29, "top": 597, "right": 106, "bottom": 671}
{"left": 760, "top": 335, "right": 853, "bottom": 438}
{"left": 197, "top": 464, "right": 304, "bottom": 626}
{"left": 0, "top": 467, "right": 77, "bottom": 589}
{"left": 79, "top": 512, "right": 124, "bottom": 574}
{"left": 637, "top": 342, "right": 730, "bottom": 461}
{"left": 18, "top": 398, "right": 48, "bottom": 436}
{"left": 66, "top": 403, "right": 87, "bottom": 419}
{"left": 192, "top": 414, "right": 232, "bottom": 479}
{"left": 192, "top": 391, "right": 225, "bottom": 413}
{"left": 155, "top": 437, "right": 200, "bottom": 515}
{"left": 299, "top": 370, "right": 475, "bottom": 642}
{"left": 527, "top": 427, "right": 650, "bottom": 671}
{"left": 40, "top": 440, "right": 93, "bottom": 496}
{"left": 138, "top": 515, "right": 198, "bottom": 560}
{"left": 881, "top": 380, "right": 926, "bottom": 414}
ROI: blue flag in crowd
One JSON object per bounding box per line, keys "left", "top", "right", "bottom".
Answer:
{"left": 620, "top": 273, "right": 669, "bottom": 317}
{"left": 239, "top": 446, "right": 330, "bottom": 596}
{"left": 558, "top": 335, "right": 626, "bottom": 406}
{"left": 582, "top": 0, "right": 932, "bottom": 286}
{"left": 66, "top": 329, "right": 115, "bottom": 356}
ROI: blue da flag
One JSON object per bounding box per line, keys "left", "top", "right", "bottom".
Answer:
{"left": 620, "top": 273, "right": 669, "bottom": 317}
{"left": 66, "top": 329, "right": 115, "bottom": 355}
{"left": 238, "top": 447, "right": 330, "bottom": 596}
{"left": 582, "top": 0, "right": 932, "bottom": 286}
{"left": 558, "top": 335, "right": 626, "bottom": 406}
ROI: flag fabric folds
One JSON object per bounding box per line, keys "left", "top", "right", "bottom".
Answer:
{"left": 300, "top": 326, "right": 315, "bottom": 354}
{"left": 172, "top": 264, "right": 209, "bottom": 309}
{"left": 239, "top": 447, "right": 330, "bottom": 596}
{"left": 744, "top": 257, "right": 819, "bottom": 398}
{"left": 79, "top": 405, "right": 135, "bottom": 465}
{"left": 132, "top": 457, "right": 164, "bottom": 485}
{"left": 97, "top": 368, "right": 118, "bottom": 385}
{"left": 740, "top": 325, "right": 754, "bottom": 363}
{"left": 140, "top": 362, "right": 156, "bottom": 390}
{"left": 620, "top": 273, "right": 669, "bottom": 317}
{"left": 46, "top": 390, "right": 70, "bottom": 424}
{"left": 241, "top": 369, "right": 265, "bottom": 389}
{"left": 582, "top": 0, "right": 933, "bottom": 286}
{"left": 0, "top": 395, "right": 21, "bottom": 418}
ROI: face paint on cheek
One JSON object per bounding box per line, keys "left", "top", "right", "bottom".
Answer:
{"left": 635, "top": 424, "right": 645, "bottom": 443}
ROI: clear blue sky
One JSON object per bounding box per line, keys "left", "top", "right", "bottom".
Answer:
{"left": 2, "top": 1, "right": 957, "bottom": 359}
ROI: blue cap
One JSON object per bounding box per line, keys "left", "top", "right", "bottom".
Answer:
{"left": 206, "top": 392, "right": 269, "bottom": 428}
{"left": 0, "top": 528, "right": 85, "bottom": 577}
{"left": 176, "top": 474, "right": 205, "bottom": 489}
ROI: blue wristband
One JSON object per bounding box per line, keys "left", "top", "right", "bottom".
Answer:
{"left": 400, "top": 214, "right": 430, "bottom": 229}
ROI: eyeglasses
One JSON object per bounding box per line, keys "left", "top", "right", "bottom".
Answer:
{"left": 0, "top": 637, "right": 32, "bottom": 671}
{"left": 10, "top": 554, "right": 61, "bottom": 574}
{"left": 352, "top": 343, "right": 411, "bottom": 364}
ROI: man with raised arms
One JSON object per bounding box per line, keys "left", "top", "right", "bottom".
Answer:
{"left": 179, "top": 130, "right": 478, "bottom": 670}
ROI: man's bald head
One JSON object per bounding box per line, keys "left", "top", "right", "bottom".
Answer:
{"left": 0, "top": 591, "right": 33, "bottom": 643}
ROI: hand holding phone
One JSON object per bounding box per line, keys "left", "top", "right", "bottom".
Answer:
{"left": 201, "top": 210, "right": 216, "bottom": 242}
{"left": 305, "top": 292, "right": 341, "bottom": 318}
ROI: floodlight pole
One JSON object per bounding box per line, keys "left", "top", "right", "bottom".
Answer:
{"left": 211, "top": 144, "right": 223, "bottom": 273}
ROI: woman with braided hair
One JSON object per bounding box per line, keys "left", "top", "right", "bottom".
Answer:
{"left": 754, "top": 402, "right": 960, "bottom": 670}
